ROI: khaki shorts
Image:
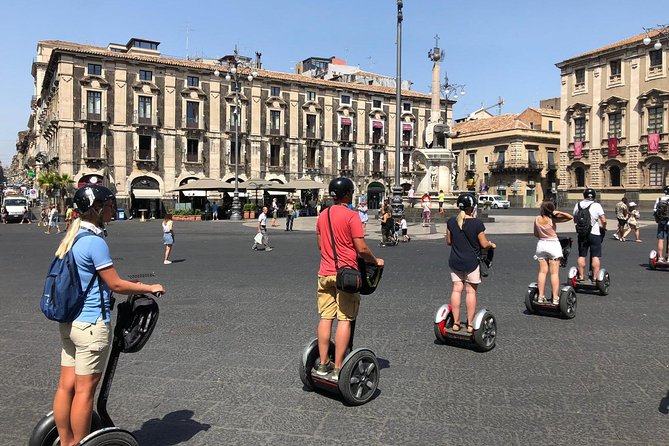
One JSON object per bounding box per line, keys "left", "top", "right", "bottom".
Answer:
{"left": 60, "top": 319, "right": 112, "bottom": 375}
{"left": 450, "top": 266, "right": 482, "bottom": 284}
{"left": 317, "top": 275, "right": 360, "bottom": 321}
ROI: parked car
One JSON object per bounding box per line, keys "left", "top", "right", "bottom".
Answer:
{"left": 478, "top": 194, "right": 510, "bottom": 209}
{"left": 2, "top": 195, "right": 30, "bottom": 222}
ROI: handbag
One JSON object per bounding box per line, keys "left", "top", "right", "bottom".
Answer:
{"left": 460, "top": 220, "right": 494, "bottom": 277}
{"left": 327, "top": 207, "right": 361, "bottom": 293}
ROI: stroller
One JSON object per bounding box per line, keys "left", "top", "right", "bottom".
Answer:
{"left": 381, "top": 218, "right": 399, "bottom": 246}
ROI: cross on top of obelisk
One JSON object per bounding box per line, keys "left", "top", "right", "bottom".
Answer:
{"left": 434, "top": 34, "right": 440, "bottom": 48}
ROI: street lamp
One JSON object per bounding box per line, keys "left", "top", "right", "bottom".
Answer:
{"left": 391, "top": 0, "right": 405, "bottom": 219}
{"left": 642, "top": 25, "right": 669, "bottom": 50}
{"left": 214, "top": 52, "right": 258, "bottom": 221}
{"left": 442, "top": 72, "right": 465, "bottom": 100}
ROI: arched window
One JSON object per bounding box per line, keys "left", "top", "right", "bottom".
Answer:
{"left": 610, "top": 165, "right": 621, "bottom": 187}
{"left": 575, "top": 167, "right": 585, "bottom": 187}
{"left": 649, "top": 163, "right": 662, "bottom": 187}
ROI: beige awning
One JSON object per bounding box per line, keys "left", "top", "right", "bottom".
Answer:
{"left": 282, "top": 178, "right": 327, "bottom": 189}
{"left": 132, "top": 189, "right": 162, "bottom": 199}
{"left": 172, "top": 178, "right": 235, "bottom": 191}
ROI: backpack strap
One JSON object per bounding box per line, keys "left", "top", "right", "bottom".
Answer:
{"left": 71, "top": 231, "right": 107, "bottom": 320}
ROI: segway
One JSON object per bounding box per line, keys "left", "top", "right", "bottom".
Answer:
{"left": 568, "top": 262, "right": 610, "bottom": 295}
{"left": 433, "top": 248, "right": 497, "bottom": 351}
{"left": 29, "top": 293, "right": 160, "bottom": 446}
{"left": 299, "top": 261, "right": 383, "bottom": 406}
{"left": 649, "top": 227, "right": 669, "bottom": 270}
{"left": 526, "top": 238, "right": 577, "bottom": 319}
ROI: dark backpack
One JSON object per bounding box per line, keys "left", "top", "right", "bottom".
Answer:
{"left": 654, "top": 199, "right": 669, "bottom": 224}
{"left": 574, "top": 202, "right": 593, "bottom": 237}
{"left": 40, "top": 232, "right": 105, "bottom": 322}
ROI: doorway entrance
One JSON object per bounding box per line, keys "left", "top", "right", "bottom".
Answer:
{"left": 366, "top": 182, "right": 385, "bottom": 210}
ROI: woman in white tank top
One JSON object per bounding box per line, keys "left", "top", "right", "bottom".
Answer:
{"left": 162, "top": 213, "right": 174, "bottom": 264}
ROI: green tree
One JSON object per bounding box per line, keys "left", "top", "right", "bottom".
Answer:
{"left": 37, "top": 171, "right": 74, "bottom": 211}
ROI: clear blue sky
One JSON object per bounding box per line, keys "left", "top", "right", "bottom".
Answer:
{"left": 0, "top": 0, "right": 664, "bottom": 166}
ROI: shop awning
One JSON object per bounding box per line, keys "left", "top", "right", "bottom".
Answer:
{"left": 182, "top": 191, "right": 206, "bottom": 197}
{"left": 372, "top": 121, "right": 384, "bottom": 129}
{"left": 267, "top": 190, "right": 289, "bottom": 196}
{"left": 340, "top": 117, "right": 352, "bottom": 126}
{"left": 225, "top": 192, "right": 248, "bottom": 198}
{"left": 132, "top": 189, "right": 162, "bottom": 199}
{"left": 402, "top": 123, "right": 413, "bottom": 131}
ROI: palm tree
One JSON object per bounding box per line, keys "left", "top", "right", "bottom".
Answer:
{"left": 37, "top": 171, "right": 75, "bottom": 211}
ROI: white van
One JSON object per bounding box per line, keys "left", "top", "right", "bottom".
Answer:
{"left": 2, "top": 195, "right": 30, "bottom": 222}
{"left": 478, "top": 194, "right": 510, "bottom": 209}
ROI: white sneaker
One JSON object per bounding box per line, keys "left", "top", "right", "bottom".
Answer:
{"left": 265, "top": 247, "right": 273, "bottom": 252}
{"left": 612, "top": 233, "right": 619, "bottom": 240}
{"left": 163, "top": 260, "right": 172, "bottom": 265}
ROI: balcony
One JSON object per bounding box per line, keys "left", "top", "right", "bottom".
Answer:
{"left": 224, "top": 121, "right": 246, "bottom": 134}
{"left": 83, "top": 147, "right": 106, "bottom": 164}
{"left": 466, "top": 163, "right": 476, "bottom": 173}
{"left": 305, "top": 166, "right": 321, "bottom": 175}
{"left": 81, "top": 108, "right": 108, "bottom": 123}
{"left": 400, "top": 166, "right": 413, "bottom": 178}
{"left": 338, "top": 129, "right": 353, "bottom": 143}
{"left": 371, "top": 167, "right": 385, "bottom": 179}
{"left": 488, "top": 160, "right": 544, "bottom": 173}
{"left": 132, "top": 112, "right": 159, "bottom": 128}
{"left": 339, "top": 168, "right": 353, "bottom": 176}
{"left": 401, "top": 139, "right": 415, "bottom": 149}
{"left": 134, "top": 148, "right": 157, "bottom": 166}
{"left": 266, "top": 125, "right": 284, "bottom": 137}
{"left": 369, "top": 136, "right": 386, "bottom": 146}
{"left": 639, "top": 132, "right": 669, "bottom": 155}
{"left": 268, "top": 164, "right": 284, "bottom": 173}
{"left": 182, "top": 116, "right": 205, "bottom": 132}
{"left": 305, "top": 128, "right": 321, "bottom": 140}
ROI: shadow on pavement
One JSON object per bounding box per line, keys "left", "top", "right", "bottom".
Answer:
{"left": 660, "top": 391, "right": 669, "bottom": 414}
{"left": 133, "top": 410, "right": 210, "bottom": 445}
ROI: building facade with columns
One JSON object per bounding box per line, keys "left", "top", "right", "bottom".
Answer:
{"left": 556, "top": 28, "right": 669, "bottom": 208}
{"left": 451, "top": 107, "right": 560, "bottom": 207}
{"left": 25, "top": 38, "right": 448, "bottom": 215}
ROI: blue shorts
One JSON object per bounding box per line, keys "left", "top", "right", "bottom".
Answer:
{"left": 657, "top": 223, "right": 668, "bottom": 240}
{"left": 163, "top": 233, "right": 174, "bottom": 245}
{"left": 577, "top": 233, "right": 602, "bottom": 258}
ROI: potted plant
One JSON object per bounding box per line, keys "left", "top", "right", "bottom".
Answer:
{"left": 243, "top": 203, "right": 256, "bottom": 219}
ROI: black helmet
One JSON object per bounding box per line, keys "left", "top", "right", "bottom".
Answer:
{"left": 329, "top": 177, "right": 354, "bottom": 199}
{"left": 457, "top": 193, "right": 476, "bottom": 210}
{"left": 73, "top": 185, "right": 115, "bottom": 213}
{"left": 583, "top": 188, "right": 596, "bottom": 200}
{"left": 664, "top": 185, "right": 669, "bottom": 195}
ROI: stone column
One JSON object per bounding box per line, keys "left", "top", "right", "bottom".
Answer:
{"left": 163, "top": 73, "right": 176, "bottom": 189}
{"left": 209, "top": 80, "right": 221, "bottom": 179}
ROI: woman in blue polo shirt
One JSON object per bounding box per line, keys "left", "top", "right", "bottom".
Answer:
{"left": 52, "top": 185, "right": 165, "bottom": 446}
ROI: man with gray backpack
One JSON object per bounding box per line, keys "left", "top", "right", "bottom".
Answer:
{"left": 653, "top": 186, "right": 669, "bottom": 262}
{"left": 573, "top": 188, "right": 607, "bottom": 282}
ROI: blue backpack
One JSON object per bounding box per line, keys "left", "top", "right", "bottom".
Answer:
{"left": 40, "top": 232, "right": 105, "bottom": 322}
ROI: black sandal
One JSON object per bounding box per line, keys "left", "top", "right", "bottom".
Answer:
{"left": 466, "top": 324, "right": 474, "bottom": 334}
{"left": 451, "top": 322, "right": 461, "bottom": 331}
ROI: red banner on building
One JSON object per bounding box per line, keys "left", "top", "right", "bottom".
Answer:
{"left": 574, "top": 141, "right": 583, "bottom": 159}
{"left": 648, "top": 133, "right": 660, "bottom": 154}
{"left": 608, "top": 137, "right": 618, "bottom": 157}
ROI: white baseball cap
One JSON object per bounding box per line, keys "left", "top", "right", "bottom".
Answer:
{"left": 629, "top": 201, "right": 637, "bottom": 207}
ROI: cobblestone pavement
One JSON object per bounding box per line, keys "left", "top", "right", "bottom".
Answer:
{"left": 0, "top": 218, "right": 667, "bottom": 445}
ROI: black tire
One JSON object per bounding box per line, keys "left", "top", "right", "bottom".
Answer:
{"left": 298, "top": 341, "right": 334, "bottom": 390}
{"left": 434, "top": 312, "right": 453, "bottom": 344}
{"left": 80, "top": 430, "right": 138, "bottom": 445}
{"left": 29, "top": 412, "right": 103, "bottom": 446}
{"left": 559, "top": 287, "right": 577, "bottom": 319}
{"left": 597, "top": 271, "right": 610, "bottom": 296}
{"left": 525, "top": 287, "right": 537, "bottom": 313}
{"left": 338, "top": 350, "right": 379, "bottom": 406}
{"left": 492, "top": 203, "right": 499, "bottom": 209}
{"left": 473, "top": 312, "right": 497, "bottom": 352}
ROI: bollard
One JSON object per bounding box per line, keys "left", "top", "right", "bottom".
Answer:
{"left": 140, "top": 210, "right": 146, "bottom": 222}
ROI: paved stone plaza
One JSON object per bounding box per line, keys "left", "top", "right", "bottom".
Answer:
{"left": 0, "top": 216, "right": 667, "bottom": 445}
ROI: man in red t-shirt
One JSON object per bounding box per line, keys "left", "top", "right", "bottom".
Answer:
{"left": 314, "top": 177, "right": 384, "bottom": 381}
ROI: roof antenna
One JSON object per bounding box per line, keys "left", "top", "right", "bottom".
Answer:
{"left": 185, "top": 24, "right": 192, "bottom": 59}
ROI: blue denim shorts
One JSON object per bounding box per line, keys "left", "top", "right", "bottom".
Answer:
{"left": 657, "top": 223, "right": 668, "bottom": 240}
{"left": 163, "top": 233, "right": 174, "bottom": 245}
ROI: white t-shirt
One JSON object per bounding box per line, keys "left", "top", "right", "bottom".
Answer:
{"left": 258, "top": 212, "right": 267, "bottom": 227}
{"left": 49, "top": 207, "right": 58, "bottom": 221}
{"left": 573, "top": 200, "right": 605, "bottom": 235}
{"left": 400, "top": 218, "right": 407, "bottom": 230}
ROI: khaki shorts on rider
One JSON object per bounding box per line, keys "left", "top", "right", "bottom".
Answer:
{"left": 450, "top": 266, "right": 482, "bottom": 284}
{"left": 59, "top": 319, "right": 112, "bottom": 375}
{"left": 317, "top": 275, "right": 360, "bottom": 321}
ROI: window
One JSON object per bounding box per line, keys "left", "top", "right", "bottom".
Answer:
{"left": 547, "top": 151, "right": 557, "bottom": 170}
{"left": 186, "top": 101, "right": 199, "bottom": 128}
{"left": 307, "top": 91, "right": 317, "bottom": 101}
{"left": 528, "top": 150, "right": 538, "bottom": 168}
{"left": 86, "top": 131, "right": 102, "bottom": 158}
{"left": 530, "top": 122, "right": 534, "bottom": 130}
{"left": 187, "top": 76, "right": 199, "bottom": 87}
{"left": 271, "top": 86, "right": 281, "bottom": 97}
{"left": 372, "top": 99, "right": 382, "bottom": 109}
{"left": 340, "top": 94, "right": 351, "bottom": 105}
{"left": 649, "top": 106, "right": 663, "bottom": 133}
{"left": 609, "top": 59, "right": 621, "bottom": 80}
{"left": 340, "top": 148, "right": 350, "bottom": 169}
{"left": 402, "top": 128, "right": 412, "bottom": 143}
{"left": 229, "top": 106, "right": 239, "bottom": 129}
{"left": 186, "top": 139, "right": 198, "bottom": 162}
{"left": 372, "top": 152, "right": 382, "bottom": 172}
{"left": 484, "top": 156, "right": 489, "bottom": 164}
{"left": 649, "top": 163, "right": 663, "bottom": 186}
{"left": 548, "top": 120, "right": 554, "bottom": 132}
{"left": 270, "top": 110, "right": 281, "bottom": 133}
{"left": 402, "top": 152, "right": 411, "bottom": 171}
{"left": 575, "top": 167, "right": 585, "bottom": 187}
{"left": 340, "top": 118, "right": 351, "bottom": 141}
{"left": 403, "top": 102, "right": 411, "bottom": 111}
{"left": 609, "top": 112, "right": 622, "bottom": 138}
{"left": 468, "top": 153, "right": 476, "bottom": 169}
{"left": 138, "top": 135, "right": 152, "bottom": 159}
{"left": 132, "top": 40, "right": 158, "bottom": 50}
{"left": 138, "top": 96, "right": 152, "bottom": 120}
{"left": 575, "top": 68, "right": 585, "bottom": 86}
{"left": 574, "top": 118, "right": 586, "bottom": 141}
{"left": 306, "top": 114, "right": 317, "bottom": 137}
{"left": 610, "top": 165, "right": 621, "bottom": 187}
{"left": 650, "top": 49, "right": 663, "bottom": 68}
{"left": 139, "top": 70, "right": 152, "bottom": 81}
{"left": 306, "top": 147, "right": 317, "bottom": 169}
{"left": 88, "top": 63, "right": 102, "bottom": 76}
{"left": 494, "top": 150, "right": 504, "bottom": 168}
{"left": 270, "top": 144, "right": 281, "bottom": 166}
{"left": 87, "top": 91, "right": 101, "bottom": 117}
{"left": 372, "top": 126, "right": 383, "bottom": 144}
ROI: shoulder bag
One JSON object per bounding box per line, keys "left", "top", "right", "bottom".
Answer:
{"left": 327, "top": 207, "right": 361, "bottom": 293}
{"left": 460, "top": 219, "right": 494, "bottom": 277}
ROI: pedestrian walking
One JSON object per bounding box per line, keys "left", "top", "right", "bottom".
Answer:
{"left": 446, "top": 193, "right": 496, "bottom": 333}
{"left": 38, "top": 207, "right": 49, "bottom": 227}
{"left": 49, "top": 184, "right": 164, "bottom": 446}
{"left": 357, "top": 200, "right": 369, "bottom": 232}
{"left": 162, "top": 212, "right": 174, "bottom": 264}
{"left": 422, "top": 198, "right": 432, "bottom": 227}
{"left": 533, "top": 201, "right": 573, "bottom": 304}
{"left": 408, "top": 185, "right": 415, "bottom": 208}
{"left": 438, "top": 190, "right": 445, "bottom": 214}
{"left": 573, "top": 188, "right": 607, "bottom": 282}
{"left": 1, "top": 206, "right": 7, "bottom": 224}
{"left": 211, "top": 201, "right": 219, "bottom": 220}
{"left": 21, "top": 207, "right": 32, "bottom": 224}
{"left": 380, "top": 205, "right": 393, "bottom": 245}
{"left": 313, "top": 177, "right": 383, "bottom": 381}
{"left": 624, "top": 202, "right": 641, "bottom": 242}
{"left": 614, "top": 196, "right": 628, "bottom": 241}
{"left": 46, "top": 206, "right": 61, "bottom": 234}
{"left": 252, "top": 206, "right": 272, "bottom": 251}
{"left": 285, "top": 199, "right": 295, "bottom": 231}
{"left": 400, "top": 215, "right": 410, "bottom": 242}
{"left": 271, "top": 197, "right": 279, "bottom": 227}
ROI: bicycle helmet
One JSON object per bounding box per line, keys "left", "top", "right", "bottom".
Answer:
{"left": 583, "top": 188, "right": 596, "bottom": 200}
{"left": 73, "top": 185, "right": 115, "bottom": 213}
{"left": 329, "top": 177, "right": 355, "bottom": 199}
{"left": 664, "top": 185, "right": 669, "bottom": 195}
{"left": 456, "top": 193, "right": 476, "bottom": 210}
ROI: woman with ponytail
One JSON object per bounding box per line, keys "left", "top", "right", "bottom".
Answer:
{"left": 446, "top": 193, "right": 495, "bottom": 334}
{"left": 52, "top": 185, "right": 165, "bottom": 446}
{"left": 533, "top": 200, "right": 572, "bottom": 304}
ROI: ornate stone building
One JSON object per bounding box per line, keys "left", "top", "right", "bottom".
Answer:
{"left": 25, "top": 38, "right": 446, "bottom": 215}
{"left": 556, "top": 28, "right": 669, "bottom": 208}
{"left": 451, "top": 107, "right": 560, "bottom": 207}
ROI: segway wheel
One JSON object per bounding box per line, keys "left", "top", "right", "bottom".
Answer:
{"left": 434, "top": 312, "right": 453, "bottom": 344}
{"left": 473, "top": 312, "right": 497, "bottom": 352}
{"left": 299, "top": 340, "right": 334, "bottom": 390}
{"left": 649, "top": 251, "right": 658, "bottom": 270}
{"left": 558, "top": 287, "right": 577, "bottom": 319}
{"left": 29, "top": 411, "right": 102, "bottom": 446}
{"left": 597, "top": 271, "right": 610, "bottom": 296}
{"left": 525, "top": 287, "right": 537, "bottom": 313}
{"left": 338, "top": 350, "right": 379, "bottom": 406}
{"left": 79, "top": 429, "right": 138, "bottom": 445}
